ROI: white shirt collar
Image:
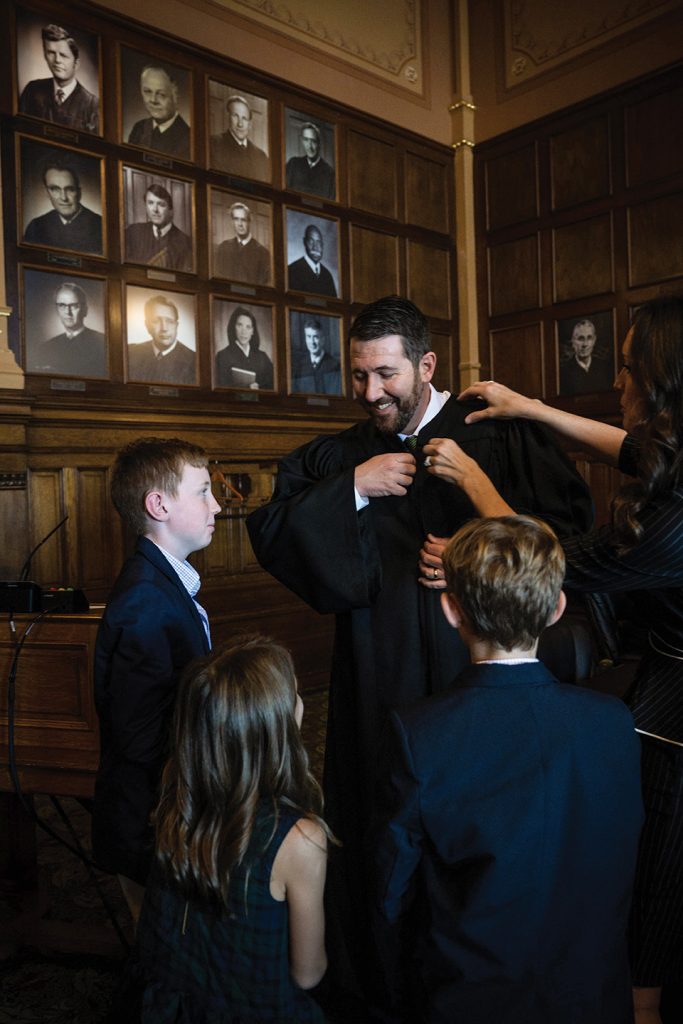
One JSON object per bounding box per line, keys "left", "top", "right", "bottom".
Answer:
{"left": 398, "top": 384, "right": 450, "bottom": 441}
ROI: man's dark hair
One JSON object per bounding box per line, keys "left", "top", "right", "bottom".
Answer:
{"left": 42, "top": 24, "right": 79, "bottom": 60}
{"left": 349, "top": 295, "right": 431, "bottom": 367}
{"left": 303, "top": 317, "right": 322, "bottom": 332}
{"left": 42, "top": 159, "right": 80, "bottom": 189}
{"left": 146, "top": 183, "right": 173, "bottom": 210}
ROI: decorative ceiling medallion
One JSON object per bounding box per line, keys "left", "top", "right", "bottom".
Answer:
{"left": 206, "top": 0, "right": 423, "bottom": 93}
{"left": 504, "top": 0, "right": 677, "bottom": 88}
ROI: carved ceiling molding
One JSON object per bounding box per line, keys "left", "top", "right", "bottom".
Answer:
{"left": 503, "top": 0, "right": 678, "bottom": 89}
{"left": 203, "top": 0, "right": 424, "bottom": 95}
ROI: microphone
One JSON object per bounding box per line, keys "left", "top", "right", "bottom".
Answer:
{"left": 19, "top": 515, "right": 69, "bottom": 582}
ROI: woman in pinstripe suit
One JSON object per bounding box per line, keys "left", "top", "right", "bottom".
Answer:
{"left": 422, "top": 295, "right": 683, "bottom": 1024}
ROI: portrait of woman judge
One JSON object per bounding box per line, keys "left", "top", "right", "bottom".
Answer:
{"left": 23, "top": 267, "right": 108, "bottom": 379}
{"left": 16, "top": 9, "right": 101, "bottom": 135}
{"left": 213, "top": 299, "right": 274, "bottom": 391}
{"left": 558, "top": 309, "right": 615, "bottom": 396}
{"left": 120, "top": 47, "right": 193, "bottom": 162}
{"left": 126, "top": 285, "right": 197, "bottom": 386}
{"left": 19, "top": 137, "right": 105, "bottom": 257}
{"left": 208, "top": 79, "right": 270, "bottom": 184}
{"left": 123, "top": 166, "right": 195, "bottom": 273}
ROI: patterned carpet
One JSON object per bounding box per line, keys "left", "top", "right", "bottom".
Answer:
{"left": 0, "top": 688, "right": 328, "bottom": 1023}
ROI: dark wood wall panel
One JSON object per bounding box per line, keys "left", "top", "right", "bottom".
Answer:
{"left": 407, "top": 241, "right": 451, "bottom": 319}
{"left": 625, "top": 84, "right": 683, "bottom": 188}
{"left": 550, "top": 116, "right": 611, "bottom": 211}
{"left": 552, "top": 215, "right": 613, "bottom": 302}
{"left": 490, "top": 323, "right": 544, "bottom": 397}
{"left": 405, "top": 151, "right": 450, "bottom": 232}
{"left": 488, "top": 235, "right": 540, "bottom": 316}
{"left": 484, "top": 144, "right": 538, "bottom": 230}
{"left": 430, "top": 332, "right": 455, "bottom": 394}
{"left": 347, "top": 130, "right": 398, "bottom": 219}
{"left": 350, "top": 225, "right": 399, "bottom": 304}
{"left": 628, "top": 193, "right": 683, "bottom": 287}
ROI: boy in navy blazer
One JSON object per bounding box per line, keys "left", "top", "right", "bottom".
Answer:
{"left": 372, "top": 516, "right": 643, "bottom": 1023}
{"left": 92, "top": 438, "right": 220, "bottom": 921}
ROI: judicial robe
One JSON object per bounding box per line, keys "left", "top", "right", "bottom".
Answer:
{"left": 246, "top": 396, "right": 593, "bottom": 994}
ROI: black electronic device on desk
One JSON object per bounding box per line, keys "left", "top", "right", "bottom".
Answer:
{"left": 0, "top": 514, "right": 90, "bottom": 614}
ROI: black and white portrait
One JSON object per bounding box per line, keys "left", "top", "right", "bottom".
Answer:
{"left": 286, "top": 209, "right": 340, "bottom": 298}
{"left": 284, "top": 108, "right": 336, "bottom": 201}
{"left": 123, "top": 166, "right": 194, "bottom": 273}
{"left": 20, "top": 137, "right": 104, "bottom": 256}
{"left": 16, "top": 10, "right": 101, "bottom": 135}
{"left": 120, "top": 48, "right": 192, "bottom": 162}
{"left": 23, "top": 268, "right": 107, "bottom": 378}
{"left": 288, "top": 310, "right": 342, "bottom": 396}
{"left": 208, "top": 80, "right": 270, "bottom": 183}
{"left": 210, "top": 188, "right": 272, "bottom": 286}
{"left": 126, "top": 285, "right": 197, "bottom": 386}
{"left": 558, "top": 311, "right": 615, "bottom": 396}
{"left": 213, "top": 299, "right": 274, "bottom": 391}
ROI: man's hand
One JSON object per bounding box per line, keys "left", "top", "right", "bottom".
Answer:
{"left": 418, "top": 533, "right": 449, "bottom": 589}
{"left": 354, "top": 453, "right": 416, "bottom": 498}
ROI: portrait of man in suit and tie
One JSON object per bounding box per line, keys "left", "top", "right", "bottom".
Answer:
{"left": 123, "top": 168, "right": 194, "bottom": 273}
{"left": 121, "top": 49, "right": 192, "bottom": 161}
{"left": 208, "top": 81, "right": 270, "bottom": 183}
{"left": 211, "top": 192, "right": 272, "bottom": 286}
{"left": 23, "top": 269, "right": 107, "bottom": 378}
{"left": 286, "top": 209, "right": 340, "bottom": 298}
{"left": 289, "top": 310, "right": 342, "bottom": 396}
{"left": 126, "top": 287, "right": 197, "bottom": 386}
{"left": 21, "top": 140, "right": 104, "bottom": 256}
{"left": 17, "top": 15, "right": 100, "bottom": 135}
{"left": 284, "top": 110, "right": 336, "bottom": 200}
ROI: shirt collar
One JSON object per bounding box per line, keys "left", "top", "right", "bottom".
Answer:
{"left": 54, "top": 79, "right": 77, "bottom": 101}
{"left": 155, "top": 543, "right": 201, "bottom": 597}
{"left": 397, "top": 384, "right": 451, "bottom": 441}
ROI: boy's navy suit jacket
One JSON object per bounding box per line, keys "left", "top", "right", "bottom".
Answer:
{"left": 92, "top": 536, "right": 210, "bottom": 883}
{"left": 372, "top": 660, "right": 644, "bottom": 1024}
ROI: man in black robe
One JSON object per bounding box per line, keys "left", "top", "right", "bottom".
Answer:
{"left": 247, "top": 296, "right": 593, "bottom": 1008}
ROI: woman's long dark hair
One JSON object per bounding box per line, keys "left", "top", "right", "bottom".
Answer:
{"left": 154, "top": 635, "right": 328, "bottom": 905}
{"left": 227, "top": 305, "right": 260, "bottom": 348}
{"left": 611, "top": 296, "right": 683, "bottom": 549}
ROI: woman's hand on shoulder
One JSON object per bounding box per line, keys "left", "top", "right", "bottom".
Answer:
{"left": 458, "top": 380, "right": 541, "bottom": 425}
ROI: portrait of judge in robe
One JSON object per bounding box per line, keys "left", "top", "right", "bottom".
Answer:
{"left": 284, "top": 109, "right": 336, "bottom": 201}
{"left": 210, "top": 189, "right": 272, "bottom": 286}
{"left": 286, "top": 208, "right": 340, "bottom": 298}
{"left": 558, "top": 311, "right": 615, "bottom": 397}
{"left": 120, "top": 48, "right": 192, "bottom": 162}
{"left": 213, "top": 299, "right": 275, "bottom": 391}
{"left": 123, "top": 167, "right": 194, "bottom": 273}
{"left": 16, "top": 11, "right": 101, "bottom": 135}
{"left": 20, "top": 138, "right": 104, "bottom": 257}
{"left": 126, "top": 286, "right": 197, "bottom": 386}
{"left": 288, "top": 310, "right": 342, "bottom": 396}
{"left": 23, "top": 268, "right": 107, "bottom": 378}
{"left": 208, "top": 80, "right": 270, "bottom": 183}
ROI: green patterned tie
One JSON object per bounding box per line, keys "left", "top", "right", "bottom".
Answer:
{"left": 404, "top": 435, "right": 418, "bottom": 451}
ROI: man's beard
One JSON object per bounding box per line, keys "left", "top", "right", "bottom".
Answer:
{"left": 364, "top": 372, "right": 425, "bottom": 436}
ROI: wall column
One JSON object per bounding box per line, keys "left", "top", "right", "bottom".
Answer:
{"left": 0, "top": 149, "right": 23, "bottom": 389}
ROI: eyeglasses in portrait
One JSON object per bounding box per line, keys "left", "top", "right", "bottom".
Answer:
{"left": 557, "top": 309, "right": 615, "bottom": 397}
{"left": 122, "top": 165, "right": 195, "bottom": 273}
{"left": 120, "top": 46, "right": 193, "bottom": 162}
{"left": 126, "top": 285, "right": 197, "bottom": 386}
{"left": 208, "top": 79, "right": 270, "bottom": 184}
{"left": 210, "top": 188, "right": 273, "bottom": 286}
{"left": 16, "top": 9, "right": 101, "bottom": 136}
{"left": 22, "top": 267, "right": 108, "bottom": 379}
{"left": 19, "top": 136, "right": 105, "bottom": 257}
{"left": 212, "top": 298, "right": 275, "bottom": 391}
{"left": 286, "top": 208, "right": 340, "bottom": 299}
{"left": 288, "top": 309, "right": 342, "bottom": 397}
{"left": 284, "top": 108, "right": 336, "bottom": 201}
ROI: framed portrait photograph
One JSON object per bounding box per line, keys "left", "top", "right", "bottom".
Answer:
{"left": 212, "top": 298, "right": 275, "bottom": 391}
{"left": 284, "top": 107, "right": 336, "bottom": 201}
{"left": 557, "top": 309, "right": 615, "bottom": 396}
{"left": 126, "top": 284, "right": 197, "bottom": 386}
{"left": 16, "top": 9, "right": 101, "bottom": 135}
{"left": 22, "top": 266, "right": 108, "bottom": 378}
{"left": 120, "top": 46, "right": 193, "bottom": 163}
{"left": 288, "top": 309, "right": 343, "bottom": 397}
{"left": 122, "top": 165, "right": 195, "bottom": 273}
{"left": 19, "top": 135, "right": 105, "bottom": 257}
{"left": 210, "top": 188, "right": 273, "bottom": 286}
{"left": 208, "top": 79, "right": 270, "bottom": 183}
{"left": 286, "top": 208, "right": 340, "bottom": 298}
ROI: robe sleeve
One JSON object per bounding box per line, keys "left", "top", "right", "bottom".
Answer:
{"left": 246, "top": 434, "right": 382, "bottom": 613}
